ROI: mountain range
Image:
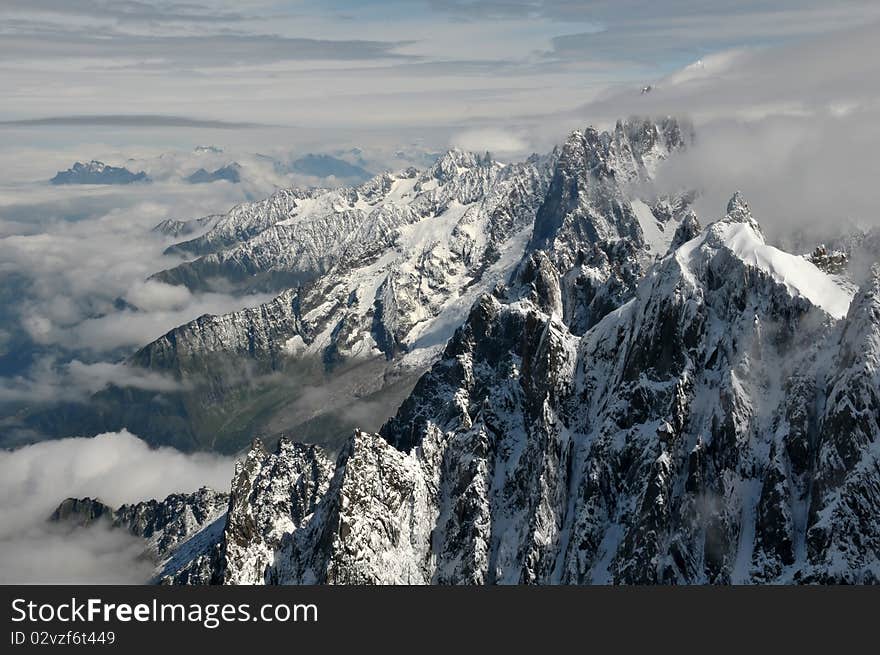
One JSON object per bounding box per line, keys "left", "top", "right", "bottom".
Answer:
{"left": 31, "top": 145, "right": 559, "bottom": 451}
{"left": 46, "top": 116, "right": 880, "bottom": 583}
{"left": 50, "top": 160, "right": 150, "bottom": 185}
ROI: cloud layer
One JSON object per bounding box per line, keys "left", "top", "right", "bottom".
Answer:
{"left": 0, "top": 430, "right": 235, "bottom": 583}
{"left": 0, "top": 166, "right": 278, "bottom": 409}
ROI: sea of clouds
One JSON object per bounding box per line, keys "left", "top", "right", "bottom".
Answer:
{"left": 0, "top": 430, "right": 234, "bottom": 583}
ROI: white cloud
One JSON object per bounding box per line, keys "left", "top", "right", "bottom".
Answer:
{"left": 0, "top": 358, "right": 184, "bottom": 404}
{"left": 124, "top": 279, "right": 194, "bottom": 312}
{"left": 551, "top": 21, "right": 880, "bottom": 245}
{"left": 0, "top": 430, "right": 235, "bottom": 583}
{"left": 451, "top": 128, "right": 530, "bottom": 155}
{"left": 0, "top": 171, "right": 275, "bottom": 372}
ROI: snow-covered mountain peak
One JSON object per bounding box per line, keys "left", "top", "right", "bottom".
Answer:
{"left": 51, "top": 159, "right": 151, "bottom": 185}
{"left": 723, "top": 191, "right": 762, "bottom": 232}
{"left": 80, "top": 160, "right": 109, "bottom": 172}
{"left": 675, "top": 197, "right": 854, "bottom": 319}
{"left": 610, "top": 115, "right": 692, "bottom": 180}
{"left": 531, "top": 117, "right": 692, "bottom": 260}
{"left": 60, "top": 116, "right": 880, "bottom": 586}
{"left": 429, "top": 148, "right": 493, "bottom": 176}
{"left": 526, "top": 118, "right": 695, "bottom": 335}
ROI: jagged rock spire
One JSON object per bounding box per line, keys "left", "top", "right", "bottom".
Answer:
{"left": 725, "top": 190, "right": 750, "bottom": 220}
{"left": 723, "top": 190, "right": 764, "bottom": 236}
{"left": 668, "top": 210, "right": 702, "bottom": 252}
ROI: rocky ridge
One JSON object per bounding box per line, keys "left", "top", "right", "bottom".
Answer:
{"left": 132, "top": 190, "right": 876, "bottom": 584}
{"left": 50, "top": 488, "right": 229, "bottom": 583}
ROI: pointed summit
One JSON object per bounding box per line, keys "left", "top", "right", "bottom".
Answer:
{"left": 668, "top": 210, "right": 702, "bottom": 252}
{"left": 725, "top": 190, "right": 750, "bottom": 220}
{"left": 723, "top": 191, "right": 764, "bottom": 235}
{"left": 428, "top": 147, "right": 492, "bottom": 183}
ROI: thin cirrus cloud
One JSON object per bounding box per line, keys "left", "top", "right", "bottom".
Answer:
{"left": 0, "top": 115, "right": 272, "bottom": 129}
{"left": 2, "top": 0, "right": 248, "bottom": 24}
{"left": 0, "top": 30, "right": 416, "bottom": 66}
{"left": 9, "top": 1, "right": 880, "bottom": 131}
{"left": 4, "top": 0, "right": 246, "bottom": 24}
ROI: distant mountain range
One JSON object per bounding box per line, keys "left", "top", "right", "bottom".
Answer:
{"left": 48, "top": 152, "right": 379, "bottom": 189}
{"left": 50, "top": 160, "right": 150, "bottom": 185}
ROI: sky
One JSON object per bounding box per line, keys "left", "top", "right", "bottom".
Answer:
{"left": 4, "top": 0, "right": 880, "bottom": 143}
{"left": 2, "top": 0, "right": 880, "bottom": 582}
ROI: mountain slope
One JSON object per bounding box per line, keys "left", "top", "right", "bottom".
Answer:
{"left": 142, "top": 190, "right": 878, "bottom": 584}
{"left": 51, "top": 149, "right": 551, "bottom": 452}
{"left": 803, "top": 265, "right": 880, "bottom": 582}
{"left": 102, "top": 118, "right": 687, "bottom": 453}
{"left": 528, "top": 117, "right": 694, "bottom": 335}
{"left": 23, "top": 118, "right": 698, "bottom": 455}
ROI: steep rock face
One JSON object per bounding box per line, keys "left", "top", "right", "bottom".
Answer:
{"left": 141, "top": 150, "right": 554, "bottom": 368}
{"left": 526, "top": 117, "right": 694, "bottom": 335}
{"left": 50, "top": 497, "right": 115, "bottom": 526}
{"left": 157, "top": 193, "right": 879, "bottom": 585}
{"left": 529, "top": 117, "right": 690, "bottom": 264}
{"left": 222, "top": 438, "right": 334, "bottom": 584}
{"left": 529, "top": 127, "right": 644, "bottom": 266}
{"left": 803, "top": 267, "right": 880, "bottom": 582}
{"left": 115, "top": 487, "right": 229, "bottom": 558}
{"left": 272, "top": 430, "right": 440, "bottom": 584}
{"left": 131, "top": 289, "right": 303, "bottom": 371}
{"left": 169, "top": 432, "right": 439, "bottom": 584}
{"left": 555, "top": 238, "right": 645, "bottom": 334}
{"left": 669, "top": 210, "right": 702, "bottom": 252}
